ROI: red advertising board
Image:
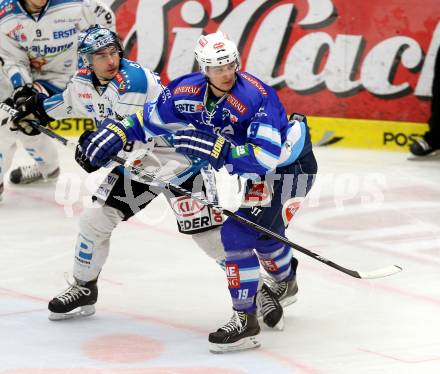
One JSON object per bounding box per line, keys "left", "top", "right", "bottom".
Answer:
{"left": 113, "top": 0, "right": 439, "bottom": 123}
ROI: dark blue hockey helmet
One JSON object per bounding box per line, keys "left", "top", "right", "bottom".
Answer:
{"left": 77, "top": 25, "right": 123, "bottom": 68}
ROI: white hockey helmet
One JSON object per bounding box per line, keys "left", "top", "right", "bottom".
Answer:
{"left": 195, "top": 31, "right": 240, "bottom": 74}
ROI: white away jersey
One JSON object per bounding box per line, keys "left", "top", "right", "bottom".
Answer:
{"left": 42, "top": 58, "right": 197, "bottom": 183}
{"left": 0, "top": 62, "right": 13, "bottom": 100}
{"left": 0, "top": 0, "right": 114, "bottom": 91}
{"left": 43, "top": 58, "right": 163, "bottom": 124}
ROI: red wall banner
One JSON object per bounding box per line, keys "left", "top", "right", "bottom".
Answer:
{"left": 112, "top": 0, "right": 440, "bottom": 123}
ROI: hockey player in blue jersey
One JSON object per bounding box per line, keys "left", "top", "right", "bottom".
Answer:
{"left": 74, "top": 31, "right": 318, "bottom": 353}
{"left": 13, "top": 27, "right": 284, "bottom": 332}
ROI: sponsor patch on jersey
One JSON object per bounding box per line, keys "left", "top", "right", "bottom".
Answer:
{"left": 226, "top": 264, "right": 241, "bottom": 288}
{"left": 210, "top": 136, "right": 226, "bottom": 159}
{"left": 173, "top": 85, "right": 201, "bottom": 96}
{"left": 282, "top": 197, "right": 303, "bottom": 226}
{"left": 174, "top": 100, "right": 204, "bottom": 113}
{"left": 75, "top": 235, "right": 94, "bottom": 264}
{"left": 114, "top": 73, "right": 127, "bottom": 92}
{"left": 121, "top": 116, "right": 135, "bottom": 129}
{"left": 242, "top": 181, "right": 271, "bottom": 207}
{"left": 53, "top": 27, "right": 77, "bottom": 39}
{"left": 77, "top": 68, "right": 91, "bottom": 76}
{"left": 240, "top": 73, "right": 268, "bottom": 96}
{"left": 78, "top": 92, "right": 92, "bottom": 100}
{"left": 259, "top": 258, "right": 279, "bottom": 272}
{"left": 227, "top": 94, "right": 247, "bottom": 115}
{"left": 170, "top": 194, "right": 222, "bottom": 234}
{"left": 231, "top": 144, "right": 250, "bottom": 158}
{"left": 29, "top": 42, "right": 74, "bottom": 57}
{"left": 0, "top": 3, "right": 14, "bottom": 18}
{"left": 172, "top": 196, "right": 206, "bottom": 217}
{"left": 95, "top": 172, "right": 119, "bottom": 202}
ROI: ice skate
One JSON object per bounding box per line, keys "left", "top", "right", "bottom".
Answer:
{"left": 408, "top": 139, "right": 440, "bottom": 160}
{"left": 209, "top": 310, "right": 260, "bottom": 353}
{"left": 264, "top": 258, "right": 299, "bottom": 307}
{"left": 9, "top": 165, "right": 59, "bottom": 185}
{"left": 270, "top": 277, "right": 299, "bottom": 307}
{"left": 256, "top": 283, "right": 284, "bottom": 330}
{"left": 48, "top": 277, "right": 98, "bottom": 321}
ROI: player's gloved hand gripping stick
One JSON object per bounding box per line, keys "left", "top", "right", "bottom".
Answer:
{"left": 0, "top": 101, "right": 403, "bottom": 279}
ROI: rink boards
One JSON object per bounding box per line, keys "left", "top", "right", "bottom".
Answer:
{"left": 47, "top": 117, "right": 429, "bottom": 152}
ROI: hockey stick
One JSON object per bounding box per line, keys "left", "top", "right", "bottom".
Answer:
{"left": 0, "top": 102, "right": 402, "bottom": 279}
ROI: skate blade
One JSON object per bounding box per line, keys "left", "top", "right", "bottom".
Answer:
{"left": 280, "top": 294, "right": 298, "bottom": 308}
{"left": 407, "top": 151, "right": 440, "bottom": 161}
{"left": 209, "top": 336, "right": 261, "bottom": 354}
{"left": 49, "top": 304, "right": 95, "bottom": 321}
{"left": 271, "top": 315, "right": 284, "bottom": 331}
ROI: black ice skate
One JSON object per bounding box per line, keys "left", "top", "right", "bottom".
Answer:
{"left": 209, "top": 310, "right": 260, "bottom": 353}
{"left": 10, "top": 165, "right": 60, "bottom": 185}
{"left": 264, "top": 257, "right": 299, "bottom": 307}
{"left": 409, "top": 139, "right": 438, "bottom": 157}
{"left": 208, "top": 310, "right": 260, "bottom": 353}
{"left": 270, "top": 277, "right": 299, "bottom": 307}
{"left": 48, "top": 277, "right": 98, "bottom": 321}
{"left": 256, "top": 283, "right": 284, "bottom": 330}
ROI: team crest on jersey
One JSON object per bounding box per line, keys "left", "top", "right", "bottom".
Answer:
{"left": 175, "top": 100, "right": 204, "bottom": 113}
{"left": 7, "top": 24, "right": 26, "bottom": 42}
{"left": 222, "top": 108, "right": 238, "bottom": 124}
{"left": 227, "top": 94, "right": 247, "bottom": 115}
{"left": 173, "top": 85, "right": 201, "bottom": 96}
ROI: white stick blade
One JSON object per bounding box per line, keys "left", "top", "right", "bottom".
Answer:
{"left": 358, "top": 265, "right": 402, "bottom": 279}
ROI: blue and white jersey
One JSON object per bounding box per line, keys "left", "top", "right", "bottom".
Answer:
{"left": 0, "top": 62, "right": 13, "bottom": 101}
{"left": 0, "top": 0, "right": 114, "bottom": 92}
{"left": 43, "top": 58, "right": 162, "bottom": 125}
{"left": 121, "top": 71, "right": 312, "bottom": 176}
{"left": 42, "top": 58, "right": 204, "bottom": 183}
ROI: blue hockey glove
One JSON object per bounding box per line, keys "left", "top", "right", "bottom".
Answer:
{"left": 174, "top": 128, "right": 231, "bottom": 170}
{"left": 75, "top": 130, "right": 101, "bottom": 173}
{"left": 81, "top": 119, "right": 127, "bottom": 167}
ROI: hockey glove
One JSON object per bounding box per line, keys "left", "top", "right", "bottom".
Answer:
{"left": 174, "top": 128, "right": 231, "bottom": 170}
{"left": 81, "top": 118, "right": 128, "bottom": 167}
{"left": 11, "top": 84, "right": 52, "bottom": 136}
{"left": 75, "top": 130, "right": 101, "bottom": 173}
{"left": 289, "top": 112, "right": 307, "bottom": 125}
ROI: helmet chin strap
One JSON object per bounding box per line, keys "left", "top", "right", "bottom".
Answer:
{"left": 206, "top": 75, "right": 236, "bottom": 95}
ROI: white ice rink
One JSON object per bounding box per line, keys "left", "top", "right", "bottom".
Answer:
{"left": 1, "top": 143, "right": 440, "bottom": 374}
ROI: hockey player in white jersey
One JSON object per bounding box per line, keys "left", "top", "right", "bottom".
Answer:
{"left": 12, "top": 26, "right": 283, "bottom": 330}
{"left": 0, "top": 57, "right": 13, "bottom": 199}
{"left": 0, "top": 0, "right": 114, "bottom": 191}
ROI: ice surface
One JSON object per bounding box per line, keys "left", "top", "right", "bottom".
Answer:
{"left": 1, "top": 144, "right": 439, "bottom": 373}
